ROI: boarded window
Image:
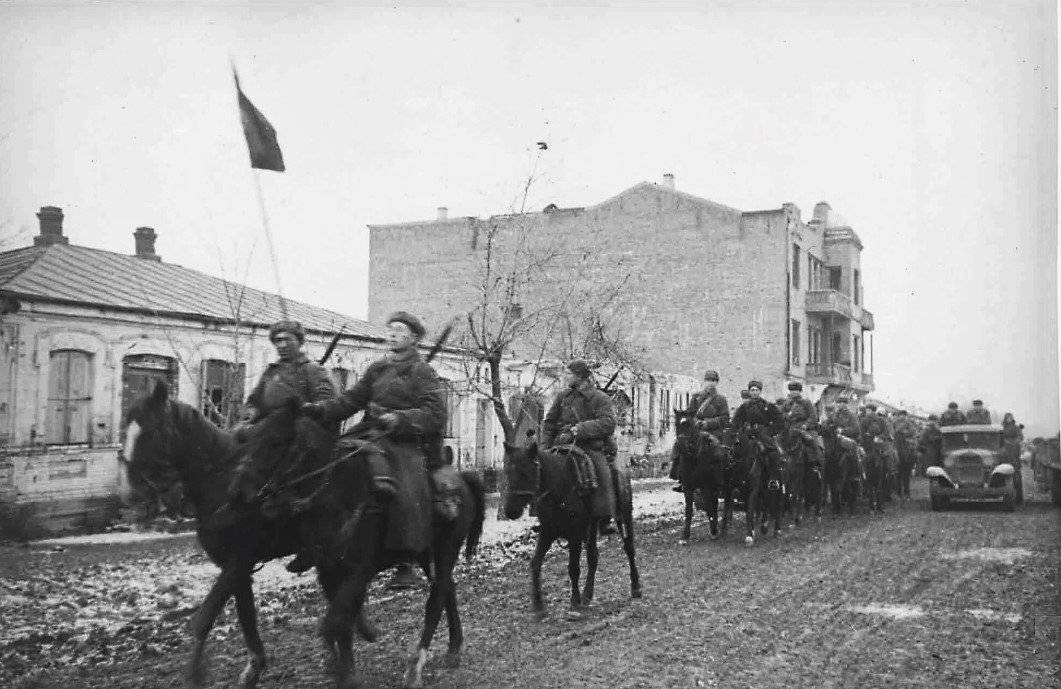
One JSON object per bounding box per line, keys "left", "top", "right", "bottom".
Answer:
{"left": 852, "top": 335, "right": 861, "bottom": 372}
{"left": 201, "top": 359, "right": 246, "bottom": 428}
{"left": 829, "top": 267, "right": 842, "bottom": 291}
{"left": 47, "top": 349, "right": 93, "bottom": 444}
{"left": 853, "top": 269, "right": 861, "bottom": 304}
{"left": 0, "top": 324, "right": 17, "bottom": 447}
{"left": 808, "top": 325, "right": 822, "bottom": 364}
{"left": 791, "top": 319, "right": 801, "bottom": 366}
{"left": 791, "top": 244, "right": 801, "bottom": 288}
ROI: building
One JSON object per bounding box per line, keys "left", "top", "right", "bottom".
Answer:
{"left": 0, "top": 206, "right": 510, "bottom": 531}
{"left": 368, "top": 175, "right": 876, "bottom": 410}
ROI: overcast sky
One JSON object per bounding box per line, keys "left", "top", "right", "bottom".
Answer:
{"left": 1, "top": 1, "right": 1057, "bottom": 433}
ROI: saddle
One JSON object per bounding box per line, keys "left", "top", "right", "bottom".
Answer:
{"left": 550, "top": 444, "right": 598, "bottom": 495}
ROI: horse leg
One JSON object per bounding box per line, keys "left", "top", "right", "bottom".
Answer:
{"left": 529, "top": 531, "right": 553, "bottom": 619}
{"left": 582, "top": 527, "right": 599, "bottom": 605}
{"left": 187, "top": 566, "right": 239, "bottom": 687}
{"left": 744, "top": 486, "right": 757, "bottom": 546}
{"left": 404, "top": 547, "right": 458, "bottom": 689}
{"left": 232, "top": 573, "right": 267, "bottom": 689}
{"left": 706, "top": 483, "right": 720, "bottom": 539}
{"left": 565, "top": 537, "right": 584, "bottom": 619}
{"left": 321, "top": 567, "right": 374, "bottom": 689}
{"left": 680, "top": 490, "right": 694, "bottom": 544}
{"left": 620, "top": 507, "right": 642, "bottom": 599}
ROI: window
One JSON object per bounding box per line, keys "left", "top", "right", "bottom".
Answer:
{"left": 809, "top": 255, "right": 825, "bottom": 290}
{"left": 201, "top": 359, "right": 246, "bottom": 428}
{"left": 441, "top": 379, "right": 461, "bottom": 438}
{"left": 829, "top": 267, "right": 842, "bottom": 291}
{"left": 47, "top": 350, "right": 93, "bottom": 444}
{"left": 808, "top": 325, "right": 822, "bottom": 364}
{"left": 790, "top": 319, "right": 801, "bottom": 366}
{"left": 792, "top": 244, "right": 801, "bottom": 288}
{"left": 853, "top": 269, "right": 861, "bottom": 304}
{"left": 852, "top": 335, "right": 861, "bottom": 372}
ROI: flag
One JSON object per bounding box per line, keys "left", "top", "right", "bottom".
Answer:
{"left": 234, "top": 71, "right": 285, "bottom": 172}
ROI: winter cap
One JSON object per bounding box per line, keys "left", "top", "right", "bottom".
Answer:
{"left": 386, "top": 311, "right": 426, "bottom": 339}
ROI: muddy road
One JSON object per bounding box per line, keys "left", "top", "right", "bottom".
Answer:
{"left": 3, "top": 473, "right": 1057, "bottom": 689}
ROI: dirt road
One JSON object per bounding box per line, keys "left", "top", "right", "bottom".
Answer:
{"left": 3, "top": 473, "right": 1057, "bottom": 689}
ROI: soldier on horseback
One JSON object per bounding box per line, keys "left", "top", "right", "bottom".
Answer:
{"left": 730, "top": 380, "right": 783, "bottom": 465}
{"left": 860, "top": 403, "right": 897, "bottom": 502}
{"left": 670, "top": 370, "right": 729, "bottom": 493}
{"left": 302, "top": 311, "right": 457, "bottom": 589}
{"left": 892, "top": 409, "right": 920, "bottom": 499}
{"left": 541, "top": 359, "right": 620, "bottom": 536}
{"left": 828, "top": 395, "right": 861, "bottom": 440}
{"left": 223, "top": 320, "right": 340, "bottom": 572}
{"left": 779, "top": 381, "right": 823, "bottom": 467}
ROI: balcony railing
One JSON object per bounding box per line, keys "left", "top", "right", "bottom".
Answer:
{"left": 805, "top": 289, "right": 855, "bottom": 319}
{"left": 805, "top": 289, "right": 875, "bottom": 332}
{"left": 805, "top": 363, "right": 875, "bottom": 391}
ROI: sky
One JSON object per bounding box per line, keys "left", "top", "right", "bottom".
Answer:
{"left": 0, "top": 1, "right": 1057, "bottom": 434}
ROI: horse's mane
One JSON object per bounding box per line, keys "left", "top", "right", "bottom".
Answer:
{"left": 165, "top": 399, "right": 240, "bottom": 472}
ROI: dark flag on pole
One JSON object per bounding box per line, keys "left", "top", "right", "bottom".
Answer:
{"left": 234, "top": 71, "right": 285, "bottom": 172}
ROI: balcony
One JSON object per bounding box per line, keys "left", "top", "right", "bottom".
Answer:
{"left": 805, "top": 363, "right": 875, "bottom": 391}
{"left": 804, "top": 289, "right": 875, "bottom": 332}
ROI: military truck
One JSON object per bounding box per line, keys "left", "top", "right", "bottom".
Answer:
{"left": 926, "top": 424, "right": 1018, "bottom": 511}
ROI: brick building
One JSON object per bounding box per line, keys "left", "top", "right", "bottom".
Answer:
{"left": 368, "top": 175, "right": 875, "bottom": 409}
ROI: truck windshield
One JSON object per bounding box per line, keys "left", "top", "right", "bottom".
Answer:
{"left": 942, "top": 431, "right": 1002, "bottom": 453}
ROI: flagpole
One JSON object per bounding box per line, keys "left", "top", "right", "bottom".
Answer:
{"left": 250, "top": 168, "right": 289, "bottom": 321}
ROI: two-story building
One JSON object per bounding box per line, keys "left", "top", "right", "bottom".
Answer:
{"left": 368, "top": 174, "right": 876, "bottom": 411}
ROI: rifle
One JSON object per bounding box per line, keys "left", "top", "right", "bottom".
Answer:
{"left": 599, "top": 365, "right": 624, "bottom": 394}
{"left": 318, "top": 326, "right": 346, "bottom": 365}
{"left": 425, "top": 317, "right": 458, "bottom": 363}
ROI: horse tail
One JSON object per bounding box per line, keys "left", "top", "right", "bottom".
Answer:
{"left": 460, "top": 470, "right": 486, "bottom": 560}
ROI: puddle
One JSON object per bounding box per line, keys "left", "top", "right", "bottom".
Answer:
{"left": 940, "top": 547, "right": 1034, "bottom": 565}
{"left": 846, "top": 603, "right": 925, "bottom": 619}
{"left": 966, "top": 608, "right": 1022, "bottom": 624}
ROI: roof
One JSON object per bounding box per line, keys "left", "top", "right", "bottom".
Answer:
{"left": 0, "top": 242, "right": 388, "bottom": 340}
{"left": 940, "top": 424, "right": 1004, "bottom": 434}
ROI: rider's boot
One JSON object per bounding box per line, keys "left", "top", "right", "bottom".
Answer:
{"left": 386, "top": 561, "right": 422, "bottom": 590}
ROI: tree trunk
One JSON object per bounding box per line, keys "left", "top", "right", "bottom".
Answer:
{"left": 487, "top": 352, "right": 517, "bottom": 518}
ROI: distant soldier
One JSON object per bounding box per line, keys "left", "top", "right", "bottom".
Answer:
{"left": 670, "top": 370, "right": 729, "bottom": 493}
{"left": 861, "top": 403, "right": 898, "bottom": 499}
{"left": 892, "top": 410, "right": 920, "bottom": 499}
{"left": 1001, "top": 412, "right": 1025, "bottom": 504}
{"left": 939, "top": 402, "right": 966, "bottom": 426}
{"left": 779, "top": 381, "right": 823, "bottom": 466}
{"left": 966, "top": 399, "right": 992, "bottom": 424}
{"left": 917, "top": 414, "right": 943, "bottom": 473}
{"left": 828, "top": 396, "right": 862, "bottom": 440}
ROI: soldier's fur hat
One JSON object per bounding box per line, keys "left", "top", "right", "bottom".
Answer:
{"left": 386, "top": 311, "right": 426, "bottom": 339}
{"left": 269, "top": 320, "right": 305, "bottom": 343}
{"left": 972, "top": 399, "right": 983, "bottom": 406}
{"left": 836, "top": 395, "right": 851, "bottom": 403}
{"left": 747, "top": 380, "right": 763, "bottom": 391}
{"left": 947, "top": 401, "right": 958, "bottom": 409}
{"left": 897, "top": 409, "right": 908, "bottom": 415}
{"left": 787, "top": 381, "right": 803, "bottom": 392}
{"left": 566, "top": 359, "right": 593, "bottom": 379}
{"left": 866, "top": 403, "right": 878, "bottom": 411}
{"left": 703, "top": 370, "right": 720, "bottom": 382}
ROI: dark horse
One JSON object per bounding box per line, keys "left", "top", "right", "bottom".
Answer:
{"left": 121, "top": 382, "right": 485, "bottom": 689}
{"left": 502, "top": 440, "right": 641, "bottom": 620}
{"left": 672, "top": 412, "right": 731, "bottom": 543}
{"left": 821, "top": 422, "right": 863, "bottom": 517}
{"left": 780, "top": 428, "right": 824, "bottom": 526}
{"left": 731, "top": 428, "right": 786, "bottom": 546}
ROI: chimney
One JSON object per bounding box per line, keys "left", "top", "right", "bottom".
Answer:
{"left": 437, "top": 206, "right": 448, "bottom": 221}
{"left": 662, "top": 173, "right": 675, "bottom": 191}
{"left": 133, "top": 227, "right": 161, "bottom": 261}
{"left": 812, "top": 202, "right": 832, "bottom": 226}
{"left": 34, "top": 206, "right": 69, "bottom": 246}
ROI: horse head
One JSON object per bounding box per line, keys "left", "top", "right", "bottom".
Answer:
{"left": 501, "top": 434, "right": 540, "bottom": 520}
{"left": 119, "top": 380, "right": 180, "bottom": 508}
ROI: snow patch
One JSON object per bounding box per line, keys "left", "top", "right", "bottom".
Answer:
{"left": 35, "top": 531, "right": 192, "bottom": 547}
{"left": 941, "top": 547, "right": 1034, "bottom": 565}
{"left": 966, "top": 608, "right": 1022, "bottom": 624}
{"left": 846, "top": 603, "right": 925, "bottom": 620}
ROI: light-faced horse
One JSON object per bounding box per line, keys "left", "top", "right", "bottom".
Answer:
{"left": 672, "top": 412, "right": 731, "bottom": 543}
{"left": 733, "top": 429, "right": 786, "bottom": 545}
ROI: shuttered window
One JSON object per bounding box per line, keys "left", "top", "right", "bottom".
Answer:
{"left": 47, "top": 349, "right": 93, "bottom": 444}
{"left": 201, "top": 359, "right": 246, "bottom": 428}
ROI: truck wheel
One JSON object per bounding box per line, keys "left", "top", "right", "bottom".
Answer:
{"left": 930, "top": 495, "right": 948, "bottom": 511}
{"left": 1051, "top": 469, "right": 1061, "bottom": 507}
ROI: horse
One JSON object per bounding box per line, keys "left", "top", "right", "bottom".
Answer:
{"left": 821, "top": 423, "right": 863, "bottom": 517}
{"left": 502, "top": 439, "right": 641, "bottom": 620}
{"left": 780, "top": 427, "right": 825, "bottom": 525}
{"left": 672, "top": 412, "right": 731, "bottom": 544}
{"left": 731, "top": 427, "right": 786, "bottom": 546}
{"left": 860, "top": 434, "right": 890, "bottom": 512}
{"left": 314, "top": 432, "right": 486, "bottom": 689}
{"left": 121, "top": 381, "right": 485, "bottom": 689}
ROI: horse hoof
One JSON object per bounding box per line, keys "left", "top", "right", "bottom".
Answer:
{"left": 631, "top": 586, "right": 643, "bottom": 599}
{"left": 354, "top": 613, "right": 379, "bottom": 643}
{"left": 678, "top": 539, "right": 689, "bottom": 546}
{"left": 532, "top": 608, "right": 547, "bottom": 621}
{"left": 565, "top": 609, "right": 583, "bottom": 621}
{"left": 339, "top": 672, "right": 364, "bottom": 689}
{"left": 442, "top": 650, "right": 462, "bottom": 669}
{"left": 185, "top": 662, "right": 208, "bottom": 688}
{"left": 744, "top": 536, "right": 754, "bottom": 547}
